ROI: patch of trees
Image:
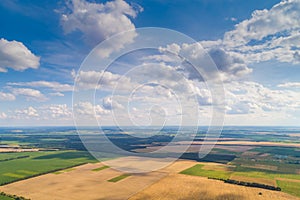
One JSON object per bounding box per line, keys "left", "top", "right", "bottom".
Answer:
{"left": 208, "top": 177, "right": 281, "bottom": 191}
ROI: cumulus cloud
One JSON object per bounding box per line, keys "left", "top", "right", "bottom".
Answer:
{"left": 215, "top": 0, "right": 300, "bottom": 64}
{"left": 60, "top": 0, "right": 142, "bottom": 57}
{"left": 15, "top": 106, "right": 39, "bottom": 118}
{"left": 45, "top": 104, "right": 72, "bottom": 118}
{"left": 225, "top": 81, "right": 300, "bottom": 115}
{"left": 208, "top": 48, "right": 252, "bottom": 79}
{"left": 0, "top": 38, "right": 40, "bottom": 72}
{"left": 12, "top": 88, "right": 47, "bottom": 102}
{"left": 74, "top": 69, "right": 133, "bottom": 91}
{"left": 224, "top": 0, "right": 300, "bottom": 47}
{"left": 159, "top": 43, "right": 252, "bottom": 81}
{"left": 73, "top": 101, "right": 109, "bottom": 116}
{"left": 102, "top": 96, "right": 124, "bottom": 110}
{"left": 0, "top": 92, "right": 15, "bottom": 101}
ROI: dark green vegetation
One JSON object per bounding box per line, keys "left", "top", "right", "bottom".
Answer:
{"left": 180, "top": 153, "right": 236, "bottom": 164}
{"left": 0, "top": 195, "right": 13, "bottom": 200}
{"left": 92, "top": 165, "right": 109, "bottom": 171}
{"left": 224, "top": 179, "right": 280, "bottom": 191}
{"left": 108, "top": 174, "right": 131, "bottom": 182}
{"left": 0, "top": 151, "right": 96, "bottom": 185}
{"left": 0, "top": 192, "right": 29, "bottom": 200}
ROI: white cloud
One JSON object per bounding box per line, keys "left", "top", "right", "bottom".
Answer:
{"left": 73, "top": 101, "right": 109, "bottom": 116}
{"left": 0, "top": 92, "right": 15, "bottom": 101}
{"left": 278, "top": 82, "right": 300, "bottom": 89}
{"left": 224, "top": 0, "right": 300, "bottom": 47}
{"left": 49, "top": 92, "right": 65, "bottom": 97}
{"left": 0, "top": 112, "right": 7, "bottom": 119}
{"left": 207, "top": 48, "right": 252, "bottom": 79}
{"left": 159, "top": 43, "right": 252, "bottom": 81}
{"left": 15, "top": 106, "right": 39, "bottom": 118}
{"left": 0, "top": 38, "right": 40, "bottom": 72}
{"left": 60, "top": 0, "right": 142, "bottom": 57}
{"left": 45, "top": 104, "right": 72, "bottom": 118}
{"left": 12, "top": 88, "right": 47, "bottom": 102}
{"left": 210, "top": 0, "right": 300, "bottom": 65}
{"left": 8, "top": 81, "right": 73, "bottom": 92}
{"left": 225, "top": 81, "right": 300, "bottom": 115}
{"left": 102, "top": 96, "right": 124, "bottom": 110}
{"left": 74, "top": 70, "right": 133, "bottom": 91}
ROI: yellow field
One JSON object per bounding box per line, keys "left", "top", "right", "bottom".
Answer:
{"left": 129, "top": 174, "right": 298, "bottom": 200}
{"left": 0, "top": 159, "right": 299, "bottom": 200}
{"left": 0, "top": 162, "right": 166, "bottom": 200}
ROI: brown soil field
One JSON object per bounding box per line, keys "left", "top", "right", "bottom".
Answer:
{"left": 276, "top": 178, "right": 300, "bottom": 183}
{"left": 0, "top": 147, "right": 39, "bottom": 152}
{"left": 201, "top": 162, "right": 234, "bottom": 172}
{"left": 230, "top": 174, "right": 277, "bottom": 187}
{"left": 215, "top": 145, "right": 255, "bottom": 152}
{"left": 241, "top": 151, "right": 260, "bottom": 156}
{"left": 136, "top": 140, "right": 300, "bottom": 154}
{"left": 200, "top": 141, "right": 300, "bottom": 147}
{"left": 129, "top": 174, "right": 298, "bottom": 200}
{"left": 242, "top": 164, "right": 278, "bottom": 171}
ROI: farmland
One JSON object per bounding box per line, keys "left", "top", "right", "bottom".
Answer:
{"left": 0, "top": 151, "right": 96, "bottom": 185}
{"left": 1, "top": 126, "right": 300, "bottom": 199}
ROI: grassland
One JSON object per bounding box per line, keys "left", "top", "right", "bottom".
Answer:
{"left": 277, "top": 180, "right": 300, "bottom": 197}
{"left": 180, "top": 164, "right": 232, "bottom": 180}
{"left": 0, "top": 150, "right": 96, "bottom": 185}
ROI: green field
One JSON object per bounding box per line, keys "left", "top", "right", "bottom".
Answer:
{"left": 0, "top": 150, "right": 97, "bottom": 185}
{"left": 277, "top": 180, "right": 300, "bottom": 197}
{"left": 0, "top": 195, "right": 13, "bottom": 200}
{"left": 108, "top": 174, "right": 131, "bottom": 182}
{"left": 180, "top": 163, "right": 300, "bottom": 198}
{"left": 92, "top": 165, "right": 109, "bottom": 172}
{"left": 0, "top": 192, "right": 27, "bottom": 200}
{"left": 180, "top": 164, "right": 232, "bottom": 180}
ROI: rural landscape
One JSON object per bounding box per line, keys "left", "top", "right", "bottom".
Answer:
{"left": 1, "top": 0, "right": 300, "bottom": 199}
{"left": 1, "top": 126, "right": 300, "bottom": 199}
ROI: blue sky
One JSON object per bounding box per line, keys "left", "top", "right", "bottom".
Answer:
{"left": 0, "top": 0, "right": 300, "bottom": 126}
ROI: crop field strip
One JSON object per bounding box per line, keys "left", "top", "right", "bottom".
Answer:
{"left": 0, "top": 150, "right": 97, "bottom": 186}
{"left": 180, "top": 163, "right": 300, "bottom": 198}
{"left": 108, "top": 174, "right": 131, "bottom": 182}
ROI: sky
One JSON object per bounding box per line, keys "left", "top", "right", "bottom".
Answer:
{"left": 0, "top": 0, "right": 300, "bottom": 126}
